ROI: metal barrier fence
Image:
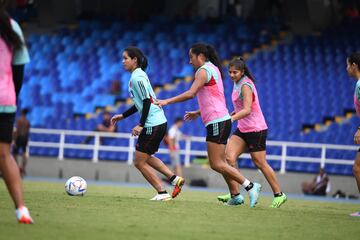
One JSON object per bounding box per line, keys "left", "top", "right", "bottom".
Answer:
{"left": 29, "top": 128, "right": 357, "bottom": 174}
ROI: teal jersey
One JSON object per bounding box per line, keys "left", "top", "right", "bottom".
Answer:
{"left": 128, "top": 68, "right": 167, "bottom": 127}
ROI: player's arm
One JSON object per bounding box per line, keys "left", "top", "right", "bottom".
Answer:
{"left": 111, "top": 105, "right": 137, "bottom": 126}
{"left": 11, "top": 19, "right": 30, "bottom": 98}
{"left": 139, "top": 99, "right": 150, "bottom": 127}
{"left": 184, "top": 109, "right": 201, "bottom": 121}
{"left": 12, "top": 65, "right": 25, "bottom": 98}
{"left": 231, "top": 84, "right": 252, "bottom": 122}
{"left": 157, "top": 69, "right": 207, "bottom": 107}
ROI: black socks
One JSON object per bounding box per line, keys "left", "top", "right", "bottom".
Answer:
{"left": 245, "top": 182, "right": 254, "bottom": 191}
{"left": 169, "top": 175, "right": 176, "bottom": 183}
{"left": 274, "top": 192, "right": 283, "bottom": 197}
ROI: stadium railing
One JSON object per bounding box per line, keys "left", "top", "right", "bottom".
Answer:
{"left": 28, "top": 128, "right": 356, "bottom": 174}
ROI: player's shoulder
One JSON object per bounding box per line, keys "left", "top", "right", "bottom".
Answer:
{"left": 131, "top": 69, "right": 148, "bottom": 83}
{"left": 10, "top": 19, "right": 23, "bottom": 37}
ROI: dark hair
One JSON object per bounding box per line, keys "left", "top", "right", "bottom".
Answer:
{"left": 174, "top": 117, "right": 183, "bottom": 123}
{"left": 190, "top": 43, "right": 222, "bottom": 77}
{"left": 348, "top": 52, "right": 360, "bottom": 70}
{"left": 21, "top": 108, "right": 29, "bottom": 115}
{"left": 228, "top": 57, "right": 255, "bottom": 82}
{"left": 124, "top": 46, "right": 148, "bottom": 71}
{"left": 0, "top": 0, "right": 23, "bottom": 51}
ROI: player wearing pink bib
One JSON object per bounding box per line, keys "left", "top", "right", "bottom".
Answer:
{"left": 157, "top": 43, "right": 261, "bottom": 207}
{"left": 217, "top": 57, "right": 287, "bottom": 208}
{"left": 347, "top": 53, "right": 360, "bottom": 217}
{"left": 0, "top": 0, "right": 33, "bottom": 224}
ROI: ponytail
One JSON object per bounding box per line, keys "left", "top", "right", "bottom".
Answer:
{"left": 0, "top": 1, "right": 22, "bottom": 51}
{"left": 229, "top": 57, "right": 255, "bottom": 82}
{"left": 124, "top": 46, "right": 148, "bottom": 71}
{"left": 205, "top": 44, "right": 222, "bottom": 77}
{"left": 190, "top": 42, "right": 223, "bottom": 77}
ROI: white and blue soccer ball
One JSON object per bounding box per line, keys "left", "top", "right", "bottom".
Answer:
{"left": 65, "top": 176, "right": 87, "bottom": 196}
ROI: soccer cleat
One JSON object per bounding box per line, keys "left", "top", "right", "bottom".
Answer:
{"left": 16, "top": 206, "right": 34, "bottom": 224}
{"left": 149, "top": 193, "right": 172, "bottom": 201}
{"left": 171, "top": 176, "right": 185, "bottom": 198}
{"left": 225, "top": 194, "right": 244, "bottom": 206}
{"left": 350, "top": 212, "right": 360, "bottom": 217}
{"left": 248, "top": 183, "right": 261, "bottom": 208}
{"left": 270, "top": 193, "right": 287, "bottom": 208}
{"left": 217, "top": 193, "right": 231, "bottom": 203}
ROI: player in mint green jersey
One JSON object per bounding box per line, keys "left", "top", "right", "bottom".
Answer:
{"left": 111, "top": 47, "right": 184, "bottom": 201}
{"left": 347, "top": 53, "right": 360, "bottom": 217}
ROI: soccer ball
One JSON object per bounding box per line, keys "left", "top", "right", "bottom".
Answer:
{"left": 65, "top": 176, "right": 87, "bottom": 196}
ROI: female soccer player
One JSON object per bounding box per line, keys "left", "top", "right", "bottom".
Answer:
{"left": 347, "top": 52, "right": 360, "bottom": 217}
{"left": 0, "top": 0, "right": 33, "bottom": 223}
{"left": 217, "top": 57, "right": 287, "bottom": 208}
{"left": 111, "top": 47, "right": 184, "bottom": 201}
{"left": 156, "top": 43, "right": 261, "bottom": 207}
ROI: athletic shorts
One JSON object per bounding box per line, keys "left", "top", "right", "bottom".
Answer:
{"left": 136, "top": 122, "right": 167, "bottom": 155}
{"left": 233, "top": 128, "right": 267, "bottom": 152}
{"left": 13, "top": 135, "right": 29, "bottom": 154}
{"left": 205, "top": 119, "right": 232, "bottom": 145}
{"left": 0, "top": 113, "right": 16, "bottom": 144}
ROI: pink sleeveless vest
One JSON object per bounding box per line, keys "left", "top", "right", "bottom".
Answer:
{"left": 0, "top": 37, "right": 15, "bottom": 107}
{"left": 196, "top": 62, "right": 229, "bottom": 125}
{"left": 232, "top": 76, "right": 267, "bottom": 132}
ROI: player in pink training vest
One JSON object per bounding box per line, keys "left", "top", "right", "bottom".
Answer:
{"left": 0, "top": 0, "right": 33, "bottom": 224}
{"left": 347, "top": 53, "right": 360, "bottom": 217}
{"left": 157, "top": 43, "right": 262, "bottom": 207}
{"left": 217, "top": 57, "right": 287, "bottom": 208}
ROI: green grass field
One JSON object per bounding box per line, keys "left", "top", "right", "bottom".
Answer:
{"left": 0, "top": 181, "right": 359, "bottom": 240}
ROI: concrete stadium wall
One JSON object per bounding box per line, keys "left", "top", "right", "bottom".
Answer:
{"left": 26, "top": 157, "right": 359, "bottom": 197}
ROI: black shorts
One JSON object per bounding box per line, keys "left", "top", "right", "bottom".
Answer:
{"left": 0, "top": 113, "right": 16, "bottom": 144}
{"left": 136, "top": 122, "right": 167, "bottom": 155}
{"left": 206, "top": 119, "right": 232, "bottom": 145}
{"left": 13, "top": 135, "right": 29, "bottom": 154}
{"left": 233, "top": 128, "right": 267, "bottom": 152}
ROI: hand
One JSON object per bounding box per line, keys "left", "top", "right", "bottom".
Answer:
{"left": 184, "top": 111, "right": 200, "bottom": 121}
{"left": 111, "top": 114, "right": 124, "bottom": 126}
{"left": 354, "top": 129, "right": 360, "bottom": 144}
{"left": 155, "top": 99, "right": 169, "bottom": 108}
{"left": 132, "top": 125, "right": 143, "bottom": 136}
{"left": 230, "top": 111, "right": 235, "bottom": 116}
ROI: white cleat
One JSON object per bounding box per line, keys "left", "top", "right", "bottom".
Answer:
{"left": 149, "top": 193, "right": 172, "bottom": 201}
{"left": 16, "top": 206, "right": 34, "bottom": 224}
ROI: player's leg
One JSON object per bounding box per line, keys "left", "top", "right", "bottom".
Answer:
{"left": 207, "top": 142, "right": 260, "bottom": 207}
{"left": 134, "top": 151, "right": 166, "bottom": 192}
{"left": 353, "top": 151, "right": 360, "bottom": 192}
{"left": 0, "top": 143, "right": 33, "bottom": 223}
{"left": 350, "top": 151, "right": 360, "bottom": 217}
{"left": 147, "top": 155, "right": 173, "bottom": 179}
{"left": 146, "top": 154, "right": 184, "bottom": 198}
{"left": 0, "top": 143, "right": 24, "bottom": 208}
{"left": 21, "top": 151, "right": 28, "bottom": 176}
{"left": 0, "top": 113, "right": 33, "bottom": 223}
{"left": 250, "top": 151, "right": 286, "bottom": 208}
{"left": 217, "top": 134, "right": 246, "bottom": 203}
